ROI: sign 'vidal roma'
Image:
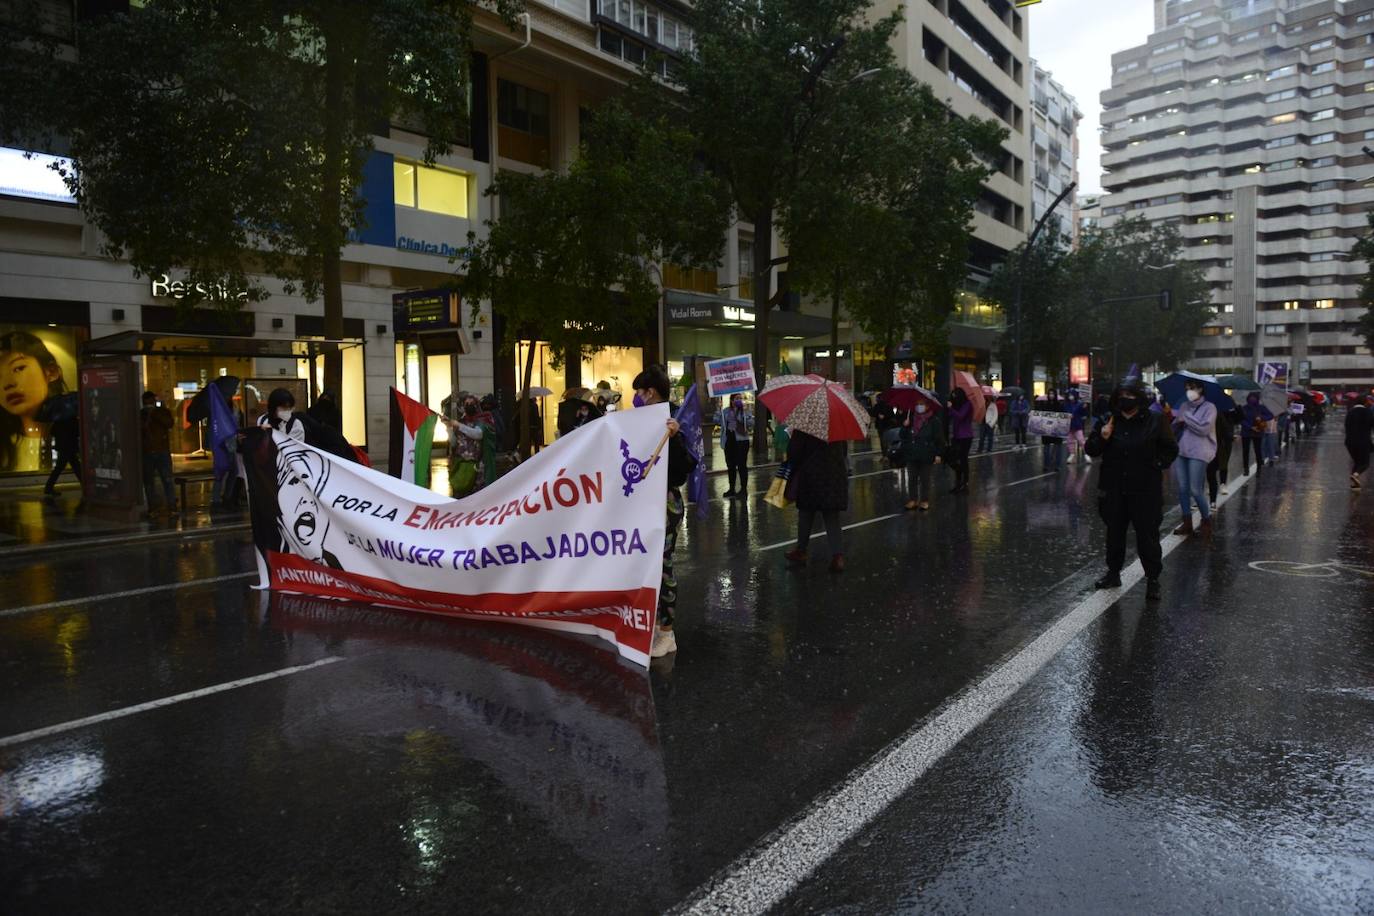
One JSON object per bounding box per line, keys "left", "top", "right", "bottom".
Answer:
{"left": 243, "top": 406, "right": 671, "bottom": 666}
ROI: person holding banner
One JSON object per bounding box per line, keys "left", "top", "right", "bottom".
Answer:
{"left": 720, "top": 394, "right": 753, "bottom": 499}
{"left": 632, "top": 364, "right": 691, "bottom": 659}
{"left": 442, "top": 394, "right": 493, "bottom": 498}
{"left": 1086, "top": 382, "right": 1178, "bottom": 601}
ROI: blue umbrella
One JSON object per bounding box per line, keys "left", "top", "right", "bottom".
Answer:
{"left": 1155, "top": 371, "right": 1235, "bottom": 412}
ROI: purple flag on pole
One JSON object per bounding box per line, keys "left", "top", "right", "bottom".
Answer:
{"left": 207, "top": 383, "right": 238, "bottom": 476}
{"left": 674, "top": 383, "right": 708, "bottom": 516}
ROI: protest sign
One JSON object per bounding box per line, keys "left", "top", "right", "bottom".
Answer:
{"left": 243, "top": 405, "right": 671, "bottom": 666}
{"left": 1027, "top": 410, "right": 1072, "bottom": 438}
{"left": 705, "top": 354, "right": 756, "bottom": 398}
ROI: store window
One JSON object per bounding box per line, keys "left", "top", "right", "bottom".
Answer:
{"left": 497, "top": 79, "right": 552, "bottom": 168}
{"left": 393, "top": 159, "right": 469, "bottom": 218}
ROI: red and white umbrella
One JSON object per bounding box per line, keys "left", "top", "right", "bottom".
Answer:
{"left": 952, "top": 370, "right": 987, "bottom": 424}
{"left": 759, "top": 374, "right": 871, "bottom": 442}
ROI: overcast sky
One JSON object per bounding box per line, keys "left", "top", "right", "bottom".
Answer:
{"left": 1025, "top": 1, "right": 1158, "bottom": 196}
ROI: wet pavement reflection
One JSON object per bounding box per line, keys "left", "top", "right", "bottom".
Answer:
{"left": 1, "top": 434, "right": 1371, "bottom": 912}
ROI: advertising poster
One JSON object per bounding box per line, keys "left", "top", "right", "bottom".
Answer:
{"left": 243, "top": 406, "right": 671, "bottom": 666}
{"left": 79, "top": 360, "right": 141, "bottom": 509}
{"left": 0, "top": 325, "right": 80, "bottom": 474}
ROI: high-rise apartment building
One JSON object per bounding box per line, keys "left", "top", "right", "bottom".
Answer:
{"left": 877, "top": 0, "right": 1032, "bottom": 382}
{"left": 1100, "top": 0, "right": 1374, "bottom": 389}
{"left": 1030, "top": 61, "right": 1083, "bottom": 248}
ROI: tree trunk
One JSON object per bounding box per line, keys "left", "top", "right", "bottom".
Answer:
{"left": 751, "top": 206, "right": 773, "bottom": 454}
{"left": 829, "top": 268, "right": 841, "bottom": 382}
{"left": 518, "top": 337, "right": 537, "bottom": 460}
{"left": 319, "top": 24, "right": 347, "bottom": 412}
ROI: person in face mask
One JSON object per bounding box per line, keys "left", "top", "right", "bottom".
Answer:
{"left": 899, "top": 401, "right": 946, "bottom": 511}
{"left": 1170, "top": 379, "right": 1218, "bottom": 538}
{"left": 720, "top": 393, "right": 754, "bottom": 498}
{"left": 259, "top": 388, "right": 305, "bottom": 443}
{"left": 1085, "top": 382, "right": 1179, "bottom": 600}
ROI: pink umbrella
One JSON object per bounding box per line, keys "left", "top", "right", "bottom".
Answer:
{"left": 952, "top": 370, "right": 987, "bottom": 424}
{"left": 883, "top": 385, "right": 942, "bottom": 414}
{"left": 759, "top": 375, "right": 871, "bottom": 442}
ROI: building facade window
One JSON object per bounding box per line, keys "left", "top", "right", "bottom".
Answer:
{"left": 497, "top": 79, "right": 552, "bottom": 168}
{"left": 393, "top": 160, "right": 470, "bottom": 218}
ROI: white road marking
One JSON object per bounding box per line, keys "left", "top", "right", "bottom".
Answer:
{"left": 0, "top": 657, "right": 346, "bottom": 749}
{"left": 754, "top": 469, "right": 1063, "bottom": 552}
{"left": 0, "top": 572, "right": 258, "bottom": 619}
{"left": 676, "top": 468, "right": 1257, "bottom": 915}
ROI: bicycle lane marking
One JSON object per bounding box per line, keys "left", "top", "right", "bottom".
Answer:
{"left": 673, "top": 465, "right": 1260, "bottom": 915}
{"left": 1248, "top": 559, "right": 1374, "bottom": 578}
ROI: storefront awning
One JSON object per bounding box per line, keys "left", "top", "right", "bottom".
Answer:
{"left": 664, "top": 291, "right": 830, "bottom": 338}
{"left": 83, "top": 331, "right": 365, "bottom": 360}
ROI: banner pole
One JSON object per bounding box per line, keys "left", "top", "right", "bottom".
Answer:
{"left": 639, "top": 428, "right": 673, "bottom": 481}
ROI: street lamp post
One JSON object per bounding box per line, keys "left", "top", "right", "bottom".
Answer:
{"left": 1012, "top": 181, "right": 1076, "bottom": 390}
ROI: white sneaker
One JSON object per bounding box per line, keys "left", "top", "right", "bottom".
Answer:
{"left": 1084, "top": 455, "right": 1092, "bottom": 464}
{"left": 1220, "top": 484, "right": 1228, "bottom": 496}
{"left": 650, "top": 627, "right": 677, "bottom": 658}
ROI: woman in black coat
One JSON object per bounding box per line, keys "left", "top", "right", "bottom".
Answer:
{"left": 784, "top": 430, "right": 850, "bottom": 572}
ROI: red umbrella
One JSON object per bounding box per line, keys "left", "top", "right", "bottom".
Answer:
{"left": 952, "top": 370, "right": 987, "bottom": 424}
{"left": 1313, "top": 392, "right": 1327, "bottom": 404}
{"left": 1287, "top": 392, "right": 1303, "bottom": 402}
{"left": 759, "top": 375, "right": 871, "bottom": 442}
{"left": 883, "top": 385, "right": 942, "bottom": 413}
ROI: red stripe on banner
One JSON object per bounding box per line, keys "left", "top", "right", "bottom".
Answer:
{"left": 266, "top": 552, "right": 657, "bottom": 661}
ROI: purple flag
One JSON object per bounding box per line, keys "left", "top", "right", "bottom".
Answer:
{"left": 207, "top": 383, "right": 238, "bottom": 476}
{"left": 674, "top": 383, "right": 708, "bottom": 516}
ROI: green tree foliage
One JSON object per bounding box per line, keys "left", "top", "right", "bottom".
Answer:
{"left": 461, "top": 97, "right": 728, "bottom": 455}
{"left": 987, "top": 217, "right": 1212, "bottom": 386}
{"left": 673, "top": 0, "right": 905, "bottom": 442}
{"left": 23, "top": 0, "right": 517, "bottom": 398}
{"left": 1351, "top": 211, "right": 1374, "bottom": 357}
{"left": 785, "top": 76, "right": 1004, "bottom": 378}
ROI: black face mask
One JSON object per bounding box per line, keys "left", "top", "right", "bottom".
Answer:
{"left": 1118, "top": 398, "right": 1139, "bottom": 414}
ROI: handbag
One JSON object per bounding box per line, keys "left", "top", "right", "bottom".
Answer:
{"left": 764, "top": 462, "right": 793, "bottom": 509}
{"left": 451, "top": 458, "right": 478, "bottom": 497}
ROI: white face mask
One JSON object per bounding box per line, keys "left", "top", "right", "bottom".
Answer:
{"left": 277, "top": 408, "right": 293, "bottom": 422}
{"left": 915, "top": 405, "right": 927, "bottom": 414}
{"left": 1186, "top": 389, "right": 1202, "bottom": 403}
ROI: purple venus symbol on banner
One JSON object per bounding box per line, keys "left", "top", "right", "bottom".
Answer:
{"left": 618, "top": 439, "right": 656, "bottom": 497}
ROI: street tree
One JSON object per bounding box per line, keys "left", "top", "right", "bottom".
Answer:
{"left": 1352, "top": 211, "right": 1374, "bottom": 357}
{"left": 461, "top": 97, "right": 728, "bottom": 457}
{"left": 784, "top": 72, "right": 1005, "bottom": 381}
{"left": 987, "top": 217, "right": 1212, "bottom": 387}
{"left": 24, "top": 0, "right": 518, "bottom": 402}
{"left": 674, "top": 0, "right": 905, "bottom": 447}
{"left": 985, "top": 224, "right": 1074, "bottom": 391}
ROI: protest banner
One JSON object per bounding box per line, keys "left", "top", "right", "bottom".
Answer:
{"left": 243, "top": 405, "right": 671, "bottom": 666}
{"left": 1256, "top": 361, "right": 1289, "bottom": 387}
{"left": 1027, "top": 410, "right": 1072, "bottom": 438}
{"left": 705, "top": 354, "right": 756, "bottom": 398}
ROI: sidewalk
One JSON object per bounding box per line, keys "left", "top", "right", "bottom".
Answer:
{"left": 0, "top": 475, "right": 248, "bottom": 556}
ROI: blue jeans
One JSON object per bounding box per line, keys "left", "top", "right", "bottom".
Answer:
{"left": 1173, "top": 456, "right": 1210, "bottom": 521}
{"left": 1263, "top": 433, "right": 1278, "bottom": 462}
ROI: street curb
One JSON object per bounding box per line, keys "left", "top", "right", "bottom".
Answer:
{"left": 0, "top": 521, "right": 251, "bottom": 560}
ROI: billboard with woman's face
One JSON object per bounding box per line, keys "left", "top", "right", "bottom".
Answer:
{"left": 0, "top": 326, "right": 80, "bottom": 474}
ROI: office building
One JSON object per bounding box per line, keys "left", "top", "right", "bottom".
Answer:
{"left": 1030, "top": 61, "right": 1084, "bottom": 249}
{"left": 1100, "top": 0, "right": 1374, "bottom": 389}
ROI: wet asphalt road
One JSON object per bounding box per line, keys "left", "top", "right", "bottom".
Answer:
{"left": 1, "top": 431, "right": 1371, "bottom": 914}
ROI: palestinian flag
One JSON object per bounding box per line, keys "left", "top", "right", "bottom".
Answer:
{"left": 389, "top": 387, "right": 438, "bottom": 488}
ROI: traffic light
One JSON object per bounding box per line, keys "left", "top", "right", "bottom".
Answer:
{"left": 1159, "top": 289, "right": 1172, "bottom": 311}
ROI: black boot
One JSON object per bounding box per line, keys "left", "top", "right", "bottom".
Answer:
{"left": 1145, "top": 578, "right": 1162, "bottom": 601}
{"left": 1094, "top": 572, "right": 1123, "bottom": 589}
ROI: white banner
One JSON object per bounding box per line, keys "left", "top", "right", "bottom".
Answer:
{"left": 244, "top": 406, "right": 671, "bottom": 666}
